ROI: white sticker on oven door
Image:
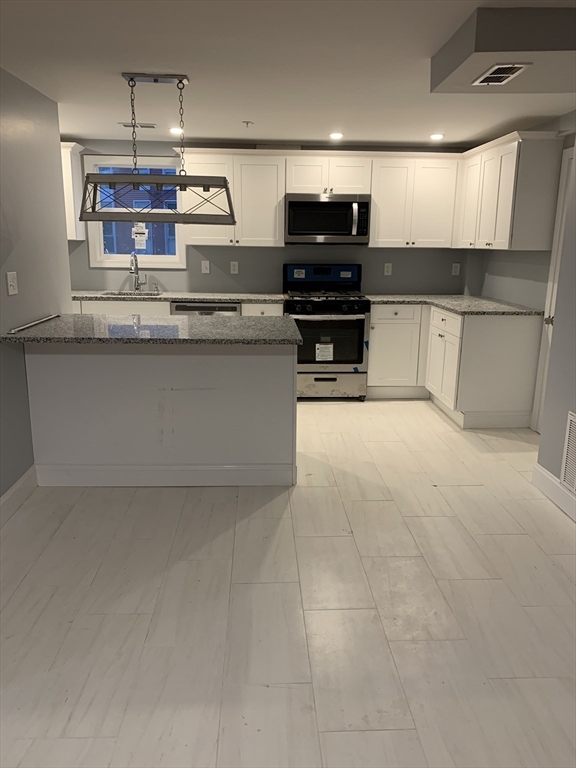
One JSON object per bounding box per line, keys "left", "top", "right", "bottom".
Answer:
{"left": 316, "top": 343, "right": 334, "bottom": 361}
{"left": 294, "top": 269, "right": 306, "bottom": 278}
{"left": 340, "top": 270, "right": 352, "bottom": 278}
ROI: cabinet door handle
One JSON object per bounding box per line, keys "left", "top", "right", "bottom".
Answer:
{"left": 393, "top": 311, "right": 398, "bottom": 316}
{"left": 412, "top": 241, "right": 415, "bottom": 245}
{"left": 330, "top": 188, "right": 333, "bottom": 193}
{"left": 230, "top": 239, "right": 233, "bottom": 243}
{"left": 405, "top": 241, "right": 410, "bottom": 246}
{"left": 371, "top": 326, "right": 375, "bottom": 330}
{"left": 323, "top": 187, "right": 327, "bottom": 193}
{"left": 236, "top": 240, "right": 239, "bottom": 244}
{"left": 441, "top": 318, "right": 446, "bottom": 322}
{"left": 438, "top": 333, "right": 445, "bottom": 338}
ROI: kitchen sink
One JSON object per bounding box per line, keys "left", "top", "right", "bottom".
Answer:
{"left": 102, "top": 291, "right": 162, "bottom": 296}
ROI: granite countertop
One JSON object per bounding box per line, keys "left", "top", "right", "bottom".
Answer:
{"left": 73, "top": 291, "right": 285, "bottom": 304}
{"left": 1, "top": 314, "right": 303, "bottom": 345}
{"left": 367, "top": 295, "right": 544, "bottom": 315}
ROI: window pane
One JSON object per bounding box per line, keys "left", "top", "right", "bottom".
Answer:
{"left": 98, "top": 166, "right": 177, "bottom": 255}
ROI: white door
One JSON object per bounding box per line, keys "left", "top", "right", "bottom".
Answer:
{"left": 456, "top": 155, "right": 482, "bottom": 248}
{"left": 531, "top": 147, "right": 575, "bottom": 431}
{"left": 369, "top": 158, "right": 414, "bottom": 247}
{"left": 440, "top": 331, "right": 461, "bottom": 409}
{"left": 233, "top": 156, "right": 286, "bottom": 246}
{"left": 493, "top": 142, "right": 519, "bottom": 250}
{"left": 475, "top": 148, "right": 499, "bottom": 248}
{"left": 367, "top": 323, "right": 421, "bottom": 386}
{"left": 286, "top": 156, "right": 329, "bottom": 193}
{"left": 328, "top": 156, "right": 372, "bottom": 194}
{"left": 426, "top": 328, "right": 445, "bottom": 397}
{"left": 177, "top": 154, "right": 236, "bottom": 246}
{"left": 410, "top": 158, "right": 458, "bottom": 247}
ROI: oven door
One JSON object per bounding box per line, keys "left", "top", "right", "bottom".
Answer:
{"left": 291, "top": 314, "right": 368, "bottom": 373}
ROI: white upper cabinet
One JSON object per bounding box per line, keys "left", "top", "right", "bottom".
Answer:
{"left": 410, "top": 158, "right": 458, "bottom": 248}
{"left": 476, "top": 143, "right": 518, "bottom": 249}
{"left": 61, "top": 142, "right": 86, "bottom": 241}
{"left": 370, "top": 157, "right": 458, "bottom": 247}
{"left": 328, "top": 156, "right": 372, "bottom": 194}
{"left": 178, "top": 154, "right": 236, "bottom": 247}
{"left": 453, "top": 155, "right": 481, "bottom": 248}
{"left": 286, "top": 156, "right": 330, "bottom": 193}
{"left": 370, "top": 158, "right": 414, "bottom": 247}
{"left": 233, "top": 156, "right": 286, "bottom": 246}
{"left": 286, "top": 155, "right": 371, "bottom": 194}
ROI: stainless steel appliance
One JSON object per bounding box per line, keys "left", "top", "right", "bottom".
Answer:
{"left": 285, "top": 194, "right": 371, "bottom": 244}
{"left": 170, "top": 302, "right": 241, "bottom": 315}
{"left": 283, "top": 264, "right": 370, "bottom": 399}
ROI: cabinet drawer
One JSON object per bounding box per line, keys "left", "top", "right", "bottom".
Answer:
{"left": 430, "top": 307, "right": 462, "bottom": 337}
{"left": 370, "top": 304, "right": 422, "bottom": 323}
{"left": 241, "top": 303, "right": 284, "bottom": 317}
{"left": 82, "top": 300, "right": 171, "bottom": 317}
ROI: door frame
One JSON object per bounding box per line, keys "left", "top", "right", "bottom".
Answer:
{"left": 531, "top": 146, "right": 574, "bottom": 432}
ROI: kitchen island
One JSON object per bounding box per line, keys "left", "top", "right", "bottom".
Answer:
{"left": 1, "top": 313, "right": 301, "bottom": 486}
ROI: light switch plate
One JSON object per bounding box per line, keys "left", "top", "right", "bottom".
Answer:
{"left": 384, "top": 263, "right": 393, "bottom": 276}
{"left": 230, "top": 261, "right": 238, "bottom": 275}
{"left": 452, "top": 262, "right": 461, "bottom": 276}
{"left": 6, "top": 272, "right": 18, "bottom": 295}
{"left": 201, "top": 260, "right": 210, "bottom": 274}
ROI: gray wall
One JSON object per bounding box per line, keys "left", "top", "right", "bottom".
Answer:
{"left": 464, "top": 250, "right": 552, "bottom": 310}
{"left": 537, "top": 166, "right": 575, "bottom": 479}
{"left": 70, "top": 242, "right": 465, "bottom": 295}
{"left": 0, "top": 68, "right": 72, "bottom": 494}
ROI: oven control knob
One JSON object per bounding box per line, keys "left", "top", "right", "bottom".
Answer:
{"left": 306, "top": 304, "right": 313, "bottom": 312}
{"left": 342, "top": 304, "right": 348, "bottom": 312}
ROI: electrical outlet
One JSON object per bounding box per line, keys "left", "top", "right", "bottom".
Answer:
{"left": 201, "top": 260, "right": 210, "bottom": 274}
{"left": 230, "top": 261, "right": 239, "bottom": 275}
{"left": 6, "top": 272, "right": 18, "bottom": 295}
{"left": 384, "top": 263, "right": 393, "bottom": 276}
{"left": 452, "top": 262, "right": 461, "bottom": 276}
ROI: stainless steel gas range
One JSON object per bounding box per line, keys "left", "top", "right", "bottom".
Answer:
{"left": 283, "top": 264, "right": 370, "bottom": 400}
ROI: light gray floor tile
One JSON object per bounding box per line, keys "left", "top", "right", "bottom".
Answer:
{"left": 113, "top": 487, "right": 186, "bottom": 542}
{"left": 474, "top": 459, "right": 545, "bottom": 500}
{"left": 406, "top": 517, "right": 497, "bottom": 579}
{"left": 169, "top": 487, "right": 237, "bottom": 562}
{"left": 15, "top": 738, "right": 116, "bottom": 768}
{"left": 384, "top": 472, "right": 455, "bottom": 517}
{"left": 291, "top": 486, "right": 351, "bottom": 537}
{"left": 237, "top": 486, "right": 292, "bottom": 520}
{"left": 364, "top": 442, "right": 424, "bottom": 474}
{"left": 306, "top": 609, "right": 413, "bottom": 732}
{"left": 439, "top": 578, "right": 567, "bottom": 678}
{"left": 551, "top": 554, "right": 576, "bottom": 584}
{"left": 414, "top": 450, "right": 481, "bottom": 486}
{"left": 233, "top": 518, "right": 298, "bottom": 583}
{"left": 320, "top": 730, "right": 428, "bottom": 768}
{"left": 296, "top": 451, "right": 336, "bottom": 486}
{"left": 501, "top": 498, "right": 576, "bottom": 554}
{"left": 329, "top": 458, "right": 393, "bottom": 501}
{"left": 321, "top": 432, "right": 373, "bottom": 462}
{"left": 346, "top": 500, "right": 420, "bottom": 557}
{"left": 524, "top": 603, "right": 576, "bottom": 680}
{"left": 225, "top": 582, "right": 310, "bottom": 685}
{"left": 364, "top": 556, "right": 463, "bottom": 641}
{"left": 474, "top": 534, "right": 575, "bottom": 606}
{"left": 438, "top": 485, "right": 524, "bottom": 535}
{"left": 217, "top": 683, "right": 322, "bottom": 767}
{"left": 296, "top": 536, "right": 374, "bottom": 609}
{"left": 390, "top": 639, "right": 526, "bottom": 768}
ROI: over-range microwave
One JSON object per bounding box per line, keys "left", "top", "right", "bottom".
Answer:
{"left": 285, "top": 194, "right": 371, "bottom": 244}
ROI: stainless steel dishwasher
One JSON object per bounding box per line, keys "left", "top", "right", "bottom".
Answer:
{"left": 170, "top": 302, "right": 242, "bottom": 316}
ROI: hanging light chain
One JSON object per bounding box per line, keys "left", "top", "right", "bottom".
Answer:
{"left": 177, "top": 79, "right": 186, "bottom": 175}
{"left": 128, "top": 78, "right": 139, "bottom": 175}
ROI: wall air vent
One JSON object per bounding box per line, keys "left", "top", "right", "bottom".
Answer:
{"left": 472, "top": 63, "right": 532, "bottom": 86}
{"left": 561, "top": 411, "right": 576, "bottom": 494}
{"left": 118, "top": 122, "right": 157, "bottom": 129}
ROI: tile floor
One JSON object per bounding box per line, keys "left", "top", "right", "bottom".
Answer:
{"left": 1, "top": 399, "right": 575, "bottom": 768}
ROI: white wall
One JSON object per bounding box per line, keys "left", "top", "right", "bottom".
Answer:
{"left": 0, "top": 67, "right": 73, "bottom": 494}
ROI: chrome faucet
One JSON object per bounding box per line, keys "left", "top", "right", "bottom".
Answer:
{"left": 129, "top": 253, "right": 147, "bottom": 293}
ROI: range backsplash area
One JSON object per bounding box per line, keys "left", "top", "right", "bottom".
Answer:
{"left": 69, "top": 242, "right": 465, "bottom": 295}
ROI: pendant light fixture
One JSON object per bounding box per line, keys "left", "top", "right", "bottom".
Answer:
{"left": 79, "top": 74, "right": 236, "bottom": 225}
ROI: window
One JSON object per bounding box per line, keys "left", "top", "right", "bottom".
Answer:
{"left": 85, "top": 155, "right": 186, "bottom": 269}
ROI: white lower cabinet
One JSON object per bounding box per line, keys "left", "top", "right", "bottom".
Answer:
{"left": 367, "top": 323, "right": 421, "bottom": 386}
{"left": 76, "top": 300, "right": 171, "bottom": 317}
{"left": 241, "top": 303, "right": 284, "bottom": 316}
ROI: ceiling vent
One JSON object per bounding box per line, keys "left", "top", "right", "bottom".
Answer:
{"left": 118, "top": 122, "right": 157, "bottom": 129}
{"left": 472, "top": 63, "right": 531, "bottom": 86}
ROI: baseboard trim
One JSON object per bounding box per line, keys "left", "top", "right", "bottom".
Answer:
{"left": 35, "top": 463, "right": 296, "bottom": 487}
{"left": 429, "top": 395, "right": 465, "bottom": 427}
{"left": 429, "top": 397, "right": 533, "bottom": 429}
{"left": 532, "top": 463, "right": 576, "bottom": 521}
{"left": 367, "top": 386, "right": 430, "bottom": 400}
{"left": 0, "top": 465, "right": 37, "bottom": 527}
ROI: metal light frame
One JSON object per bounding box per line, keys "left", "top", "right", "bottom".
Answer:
{"left": 79, "top": 73, "right": 236, "bottom": 226}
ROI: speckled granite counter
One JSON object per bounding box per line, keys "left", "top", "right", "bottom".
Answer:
{"left": 366, "top": 295, "right": 543, "bottom": 315}
{"left": 72, "top": 291, "right": 285, "bottom": 303}
{"left": 1, "top": 313, "right": 302, "bottom": 345}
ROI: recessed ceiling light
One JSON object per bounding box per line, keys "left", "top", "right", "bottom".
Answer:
{"left": 330, "top": 132, "right": 343, "bottom": 140}
{"left": 430, "top": 133, "right": 444, "bottom": 140}
{"left": 170, "top": 127, "right": 184, "bottom": 135}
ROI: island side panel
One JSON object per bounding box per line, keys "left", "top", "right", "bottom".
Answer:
{"left": 25, "top": 344, "right": 297, "bottom": 486}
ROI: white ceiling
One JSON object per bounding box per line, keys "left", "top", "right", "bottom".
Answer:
{"left": 1, "top": 0, "right": 575, "bottom": 147}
